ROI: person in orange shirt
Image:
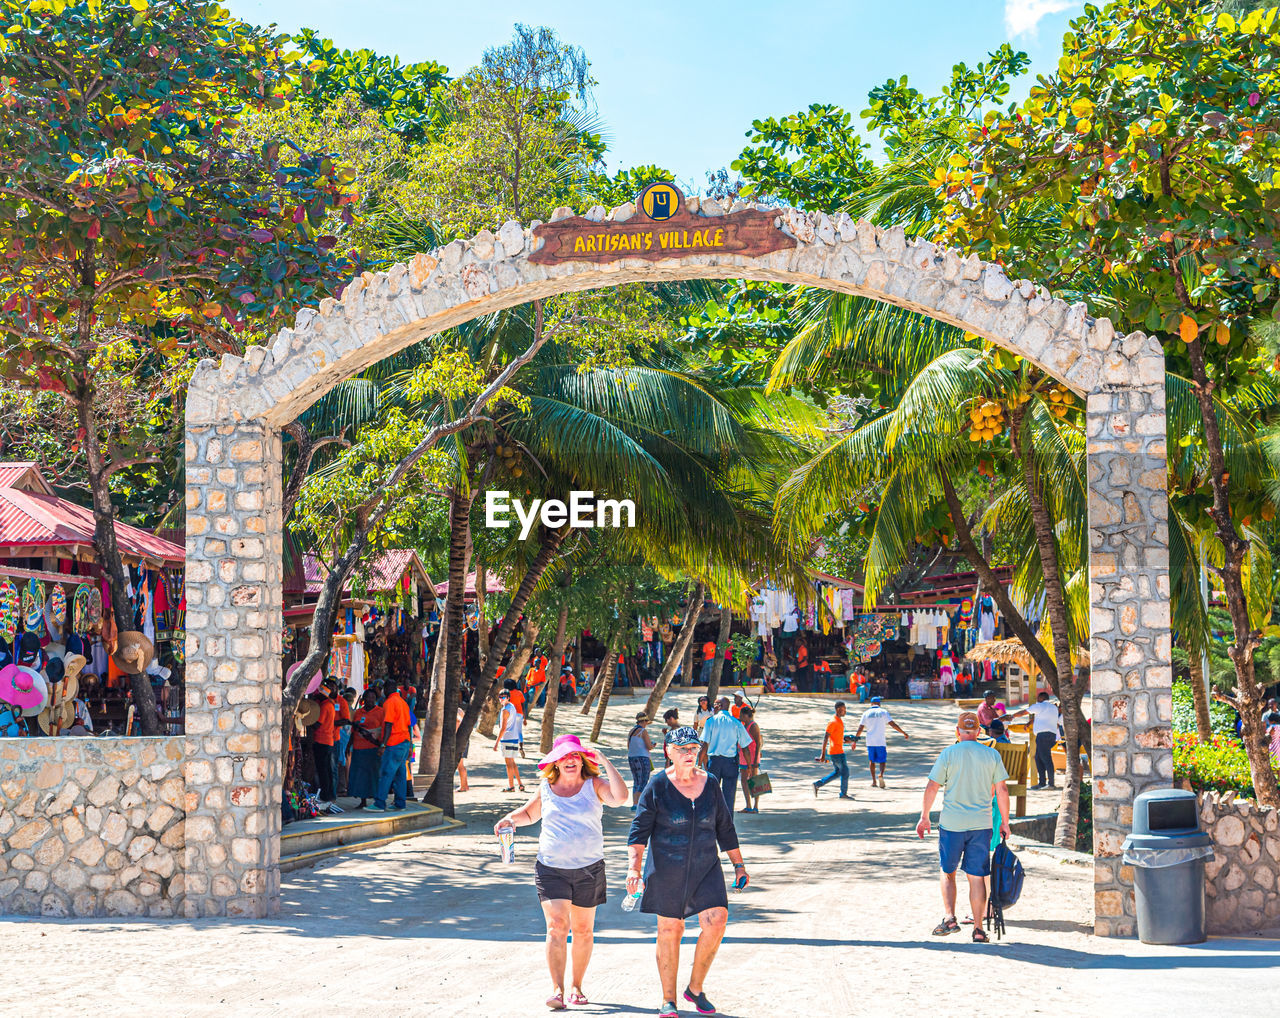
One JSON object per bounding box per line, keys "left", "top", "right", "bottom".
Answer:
{"left": 796, "top": 641, "right": 811, "bottom": 693}
{"left": 347, "top": 690, "right": 384, "bottom": 808}
{"left": 335, "top": 686, "right": 355, "bottom": 796}
{"left": 310, "top": 683, "right": 338, "bottom": 803}
{"left": 368, "top": 686, "right": 412, "bottom": 811}
{"left": 729, "top": 690, "right": 746, "bottom": 719}
{"left": 699, "top": 638, "right": 717, "bottom": 685}
{"left": 812, "top": 701, "right": 853, "bottom": 799}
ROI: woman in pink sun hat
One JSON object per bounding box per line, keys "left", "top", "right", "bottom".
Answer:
{"left": 494, "top": 733, "right": 628, "bottom": 1011}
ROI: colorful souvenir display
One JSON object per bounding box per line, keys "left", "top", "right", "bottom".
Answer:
{"left": 50, "top": 585, "right": 67, "bottom": 627}
{"left": 73, "top": 584, "right": 92, "bottom": 631}
{"left": 0, "top": 580, "right": 18, "bottom": 639}
{"left": 23, "top": 579, "right": 44, "bottom": 630}
{"left": 88, "top": 587, "right": 102, "bottom": 625}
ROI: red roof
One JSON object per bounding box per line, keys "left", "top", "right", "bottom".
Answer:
{"left": 289, "top": 549, "right": 432, "bottom": 596}
{"left": 434, "top": 570, "right": 506, "bottom": 597}
{"left": 0, "top": 463, "right": 183, "bottom": 565}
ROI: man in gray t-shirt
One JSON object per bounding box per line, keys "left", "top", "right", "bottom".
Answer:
{"left": 916, "top": 711, "right": 1010, "bottom": 942}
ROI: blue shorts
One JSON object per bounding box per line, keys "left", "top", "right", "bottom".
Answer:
{"left": 867, "top": 745, "right": 887, "bottom": 764}
{"left": 938, "top": 827, "right": 992, "bottom": 877}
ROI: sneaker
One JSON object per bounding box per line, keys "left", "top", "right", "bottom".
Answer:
{"left": 878, "top": 777, "right": 886, "bottom": 789}
{"left": 812, "top": 782, "right": 820, "bottom": 798}
{"left": 1031, "top": 783, "right": 1047, "bottom": 790}
{"left": 659, "top": 1002, "right": 679, "bottom": 1018}
{"left": 838, "top": 793, "right": 855, "bottom": 800}
{"left": 366, "top": 804, "right": 387, "bottom": 812}
{"left": 683, "top": 988, "right": 716, "bottom": 1015}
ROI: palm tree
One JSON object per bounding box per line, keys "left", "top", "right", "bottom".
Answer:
{"left": 773, "top": 321, "right": 1093, "bottom": 847}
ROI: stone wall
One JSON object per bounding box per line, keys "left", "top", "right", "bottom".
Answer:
{"left": 0, "top": 737, "right": 184, "bottom": 917}
{"left": 1200, "top": 791, "right": 1280, "bottom": 935}
{"left": 1086, "top": 380, "right": 1174, "bottom": 938}
{"left": 182, "top": 421, "right": 284, "bottom": 918}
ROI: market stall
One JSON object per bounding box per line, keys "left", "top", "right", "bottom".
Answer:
{"left": 0, "top": 462, "right": 185, "bottom": 737}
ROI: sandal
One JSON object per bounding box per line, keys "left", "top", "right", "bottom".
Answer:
{"left": 972, "top": 928, "right": 990, "bottom": 943}
{"left": 519, "top": 784, "right": 527, "bottom": 792}
{"left": 932, "top": 916, "right": 961, "bottom": 936}
{"left": 567, "top": 990, "right": 589, "bottom": 1006}
{"left": 547, "top": 989, "right": 566, "bottom": 1010}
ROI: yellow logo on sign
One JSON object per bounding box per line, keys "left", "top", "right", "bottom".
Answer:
{"left": 639, "top": 183, "right": 680, "bottom": 222}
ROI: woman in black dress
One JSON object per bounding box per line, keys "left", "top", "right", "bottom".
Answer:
{"left": 627, "top": 726, "right": 749, "bottom": 1018}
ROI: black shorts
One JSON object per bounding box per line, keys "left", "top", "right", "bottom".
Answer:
{"left": 534, "top": 859, "right": 607, "bottom": 907}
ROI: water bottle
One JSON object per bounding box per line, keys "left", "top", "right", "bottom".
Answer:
{"left": 496, "top": 823, "right": 515, "bottom": 863}
{"left": 621, "top": 889, "right": 643, "bottom": 912}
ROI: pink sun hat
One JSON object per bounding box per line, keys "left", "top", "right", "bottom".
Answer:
{"left": 0, "top": 663, "right": 46, "bottom": 712}
{"left": 538, "top": 733, "right": 592, "bottom": 769}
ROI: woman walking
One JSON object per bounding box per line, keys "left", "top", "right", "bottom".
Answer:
{"left": 494, "top": 733, "right": 628, "bottom": 1010}
{"left": 628, "top": 726, "right": 748, "bottom": 1018}
{"left": 737, "top": 705, "right": 763, "bottom": 814}
{"left": 693, "top": 695, "right": 712, "bottom": 733}
{"left": 627, "top": 712, "right": 655, "bottom": 808}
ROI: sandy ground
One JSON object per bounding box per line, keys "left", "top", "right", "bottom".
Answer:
{"left": 2, "top": 691, "right": 1278, "bottom": 1017}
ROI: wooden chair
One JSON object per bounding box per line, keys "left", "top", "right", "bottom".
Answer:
{"left": 991, "top": 740, "right": 1031, "bottom": 818}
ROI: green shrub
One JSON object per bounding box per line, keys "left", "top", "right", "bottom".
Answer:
{"left": 1173, "top": 732, "right": 1265, "bottom": 798}
{"left": 1171, "top": 680, "right": 1236, "bottom": 738}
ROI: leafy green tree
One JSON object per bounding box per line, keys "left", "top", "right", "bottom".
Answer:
{"left": 938, "top": 0, "right": 1280, "bottom": 806}
{"left": 0, "top": 0, "right": 354, "bottom": 731}
{"left": 291, "top": 29, "right": 449, "bottom": 142}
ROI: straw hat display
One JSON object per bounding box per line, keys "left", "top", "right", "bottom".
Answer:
{"left": 62, "top": 653, "right": 88, "bottom": 682}
{"left": 297, "top": 699, "right": 321, "bottom": 727}
{"left": 111, "top": 631, "right": 155, "bottom": 675}
{"left": 36, "top": 699, "right": 74, "bottom": 735}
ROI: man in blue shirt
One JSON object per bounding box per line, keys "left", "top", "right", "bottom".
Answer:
{"left": 699, "top": 697, "right": 753, "bottom": 811}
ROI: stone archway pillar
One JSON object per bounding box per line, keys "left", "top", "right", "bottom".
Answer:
{"left": 181, "top": 418, "right": 284, "bottom": 918}
{"left": 1086, "top": 365, "right": 1173, "bottom": 938}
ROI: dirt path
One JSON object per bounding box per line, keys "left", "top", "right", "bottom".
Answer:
{"left": 0, "top": 691, "right": 1275, "bottom": 1017}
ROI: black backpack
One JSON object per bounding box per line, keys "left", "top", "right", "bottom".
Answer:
{"left": 990, "top": 838, "right": 1025, "bottom": 909}
{"left": 986, "top": 837, "right": 1024, "bottom": 939}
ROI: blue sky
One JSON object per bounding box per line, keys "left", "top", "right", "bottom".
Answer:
{"left": 225, "top": 0, "right": 1084, "bottom": 191}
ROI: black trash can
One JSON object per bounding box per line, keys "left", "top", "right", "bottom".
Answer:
{"left": 1122, "top": 788, "right": 1214, "bottom": 945}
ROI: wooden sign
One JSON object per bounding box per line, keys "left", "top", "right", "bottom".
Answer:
{"left": 529, "top": 183, "right": 796, "bottom": 265}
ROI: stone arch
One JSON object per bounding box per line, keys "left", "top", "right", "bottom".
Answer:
{"left": 183, "top": 200, "right": 1170, "bottom": 935}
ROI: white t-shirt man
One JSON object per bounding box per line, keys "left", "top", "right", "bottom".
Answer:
{"left": 858, "top": 706, "right": 893, "bottom": 747}
{"left": 1025, "top": 699, "right": 1061, "bottom": 736}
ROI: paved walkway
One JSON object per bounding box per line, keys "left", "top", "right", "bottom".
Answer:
{"left": 1, "top": 691, "right": 1277, "bottom": 1016}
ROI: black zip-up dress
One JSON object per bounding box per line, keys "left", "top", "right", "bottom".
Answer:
{"left": 627, "top": 769, "right": 740, "bottom": 919}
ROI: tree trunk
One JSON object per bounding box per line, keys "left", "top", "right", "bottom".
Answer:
{"left": 417, "top": 622, "right": 448, "bottom": 780}
{"left": 1188, "top": 652, "right": 1213, "bottom": 743}
{"left": 583, "top": 653, "right": 616, "bottom": 717}
{"left": 680, "top": 634, "right": 695, "bottom": 688}
{"left": 483, "top": 624, "right": 539, "bottom": 736}
{"left": 644, "top": 583, "right": 708, "bottom": 718}
{"left": 1184, "top": 336, "right": 1280, "bottom": 807}
{"left": 1014, "top": 410, "right": 1083, "bottom": 849}
{"left": 76, "top": 387, "right": 161, "bottom": 735}
{"left": 475, "top": 559, "right": 489, "bottom": 672}
{"left": 706, "top": 603, "right": 733, "bottom": 704}
{"left": 590, "top": 626, "right": 625, "bottom": 742}
{"left": 539, "top": 596, "right": 572, "bottom": 754}
{"left": 456, "top": 527, "right": 566, "bottom": 754}
{"left": 428, "top": 484, "right": 475, "bottom": 816}
{"left": 940, "top": 473, "right": 1058, "bottom": 684}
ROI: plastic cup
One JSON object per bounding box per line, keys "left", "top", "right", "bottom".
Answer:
{"left": 497, "top": 824, "right": 515, "bottom": 863}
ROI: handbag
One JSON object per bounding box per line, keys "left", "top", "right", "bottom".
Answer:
{"left": 745, "top": 771, "right": 772, "bottom": 797}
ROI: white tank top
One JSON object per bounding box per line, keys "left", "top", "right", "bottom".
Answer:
{"left": 537, "top": 778, "right": 604, "bottom": 869}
